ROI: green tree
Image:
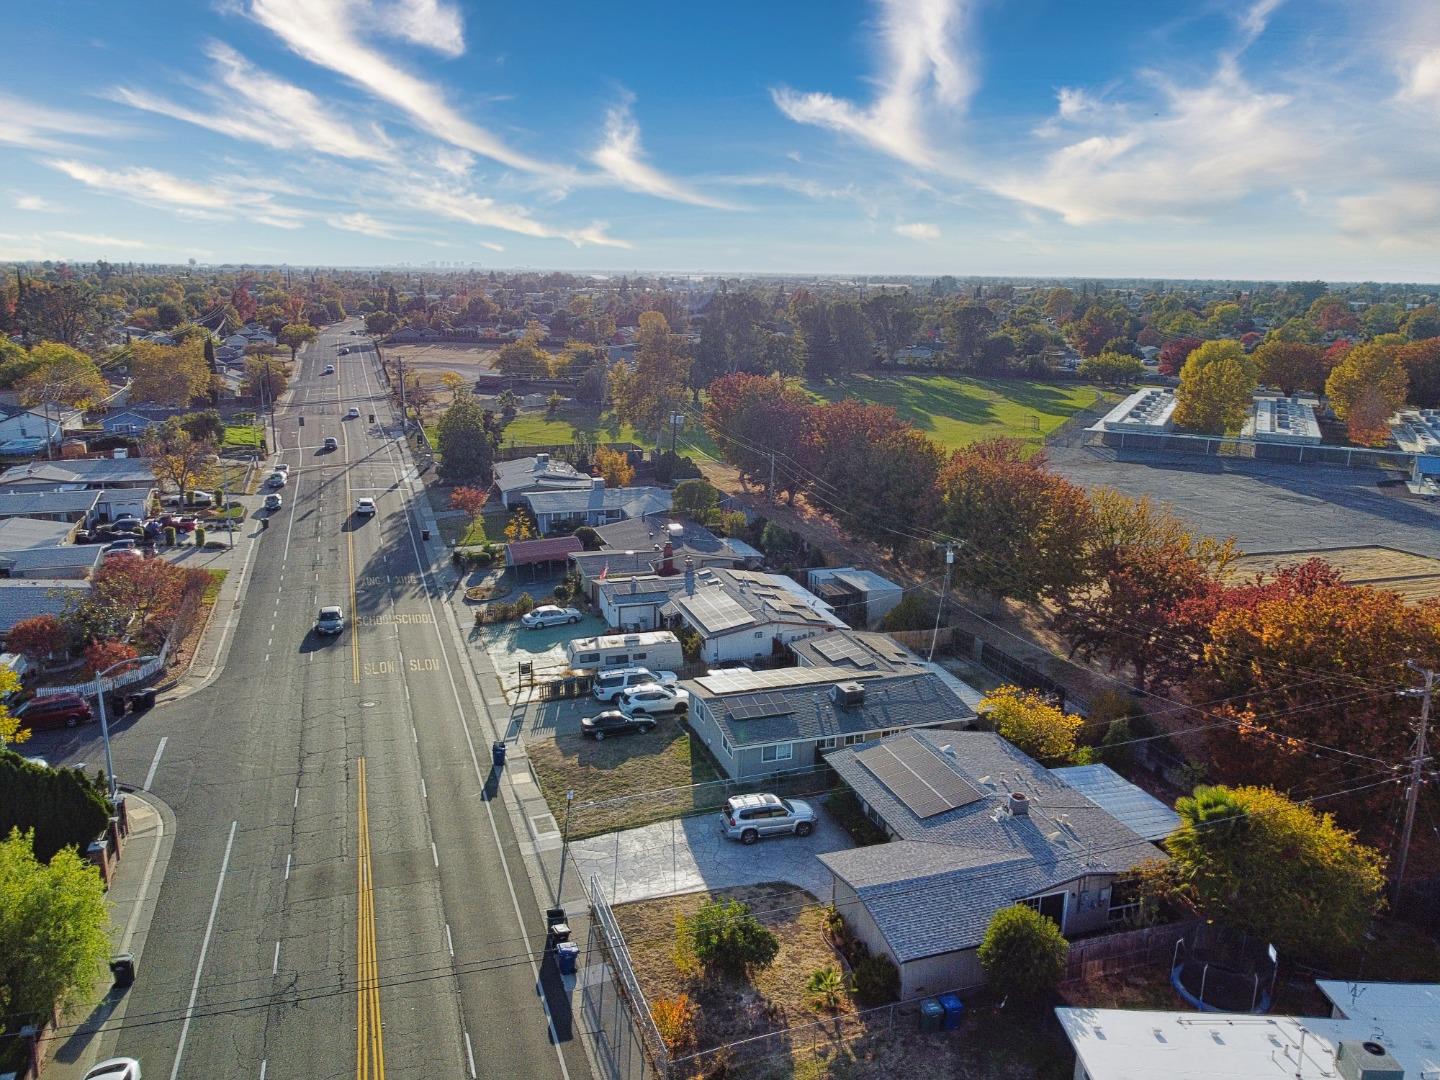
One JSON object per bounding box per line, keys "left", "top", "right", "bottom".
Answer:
{"left": 672, "top": 479, "right": 720, "bottom": 522}
{"left": 0, "top": 827, "right": 111, "bottom": 1023}
{"left": 980, "top": 685, "right": 1083, "bottom": 765}
{"left": 1077, "top": 351, "right": 1144, "bottom": 384}
{"left": 978, "top": 904, "right": 1068, "bottom": 1005}
{"left": 436, "top": 392, "right": 500, "bottom": 484}
{"left": 276, "top": 322, "right": 318, "bottom": 362}
{"left": 130, "top": 339, "right": 210, "bottom": 406}
{"left": 680, "top": 897, "right": 779, "bottom": 978}
{"left": 609, "top": 311, "right": 691, "bottom": 434}
{"left": 365, "top": 310, "right": 398, "bottom": 336}
{"left": 1167, "top": 785, "right": 1387, "bottom": 960}
{"left": 15, "top": 343, "right": 108, "bottom": 409}
{"left": 1173, "top": 353, "right": 1255, "bottom": 434}
{"left": 1325, "top": 342, "right": 1407, "bottom": 446}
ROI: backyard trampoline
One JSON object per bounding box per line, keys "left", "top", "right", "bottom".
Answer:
{"left": 1170, "top": 924, "right": 1277, "bottom": 1013}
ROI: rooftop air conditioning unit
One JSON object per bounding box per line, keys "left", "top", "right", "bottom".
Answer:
{"left": 830, "top": 681, "right": 866, "bottom": 707}
{"left": 1335, "top": 1040, "right": 1405, "bottom": 1080}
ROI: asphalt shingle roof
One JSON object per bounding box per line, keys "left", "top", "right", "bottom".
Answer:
{"left": 0, "top": 459, "right": 155, "bottom": 487}
{"left": 0, "top": 580, "right": 89, "bottom": 632}
{"left": 0, "top": 490, "right": 100, "bottom": 518}
{"left": 0, "top": 546, "right": 102, "bottom": 575}
{"left": 491, "top": 455, "right": 589, "bottom": 497}
{"left": 524, "top": 485, "right": 671, "bottom": 519}
{"left": 818, "top": 730, "right": 1163, "bottom": 961}
{"left": 0, "top": 518, "right": 73, "bottom": 550}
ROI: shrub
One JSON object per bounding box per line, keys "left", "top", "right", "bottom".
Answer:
{"left": 852, "top": 954, "right": 900, "bottom": 1005}
{"left": 677, "top": 627, "right": 703, "bottom": 664}
{"left": 686, "top": 897, "right": 780, "bottom": 978}
{"left": 1099, "top": 718, "right": 1134, "bottom": 768}
{"left": 513, "top": 592, "right": 535, "bottom": 616}
{"left": 878, "top": 592, "right": 938, "bottom": 632}
{"left": 0, "top": 751, "right": 111, "bottom": 862}
{"left": 980, "top": 685, "right": 1084, "bottom": 765}
{"left": 194, "top": 526, "right": 207, "bottom": 547}
{"left": 805, "top": 965, "right": 849, "bottom": 1012}
{"left": 651, "top": 993, "right": 697, "bottom": 1052}
{"left": 572, "top": 526, "right": 602, "bottom": 551}
{"left": 823, "top": 791, "right": 887, "bottom": 846}
{"left": 978, "top": 904, "right": 1068, "bottom": 1005}
{"left": 164, "top": 526, "right": 177, "bottom": 547}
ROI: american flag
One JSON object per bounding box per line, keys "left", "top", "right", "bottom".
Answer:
{"left": 597, "top": 564, "right": 608, "bottom": 582}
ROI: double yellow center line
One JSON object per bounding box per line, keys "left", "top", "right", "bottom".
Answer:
{"left": 356, "top": 757, "right": 385, "bottom": 1080}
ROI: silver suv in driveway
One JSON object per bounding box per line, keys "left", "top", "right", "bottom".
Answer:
{"left": 719, "top": 793, "right": 816, "bottom": 845}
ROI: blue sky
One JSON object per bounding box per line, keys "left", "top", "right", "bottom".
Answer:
{"left": 2, "top": 0, "right": 1439, "bottom": 280}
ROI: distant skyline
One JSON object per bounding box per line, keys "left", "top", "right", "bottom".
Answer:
{"left": 2, "top": 0, "right": 1439, "bottom": 281}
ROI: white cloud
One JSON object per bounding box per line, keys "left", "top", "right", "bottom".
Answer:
{"left": 590, "top": 97, "right": 736, "bottom": 209}
{"left": 110, "top": 42, "right": 392, "bottom": 162}
{"left": 894, "top": 221, "right": 940, "bottom": 240}
{"left": 327, "top": 212, "right": 403, "bottom": 238}
{"left": 13, "top": 194, "right": 62, "bottom": 212}
{"left": 245, "top": 0, "right": 561, "bottom": 176}
{"left": 0, "top": 231, "right": 152, "bottom": 259}
{"left": 0, "top": 93, "right": 127, "bottom": 150}
{"left": 1397, "top": 48, "right": 1440, "bottom": 105}
{"left": 51, "top": 232, "right": 149, "bottom": 249}
{"left": 771, "top": 0, "right": 973, "bottom": 169}
{"left": 478, "top": 241, "right": 505, "bottom": 252}
{"left": 392, "top": 179, "right": 631, "bottom": 248}
{"left": 373, "top": 0, "right": 465, "bottom": 57}
{"left": 1336, "top": 183, "right": 1440, "bottom": 247}
{"left": 44, "top": 158, "right": 308, "bottom": 228}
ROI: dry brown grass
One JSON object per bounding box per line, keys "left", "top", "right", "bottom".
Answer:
{"left": 1228, "top": 545, "right": 1440, "bottom": 601}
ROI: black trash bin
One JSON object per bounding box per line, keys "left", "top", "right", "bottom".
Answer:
{"left": 110, "top": 953, "right": 136, "bottom": 987}
{"left": 129, "top": 688, "right": 157, "bottom": 713}
{"left": 421, "top": 528, "right": 431, "bottom": 541}
{"left": 491, "top": 740, "right": 507, "bottom": 767}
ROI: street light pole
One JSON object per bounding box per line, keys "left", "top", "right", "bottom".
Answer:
{"left": 94, "top": 654, "right": 159, "bottom": 803}
{"left": 555, "top": 789, "right": 576, "bottom": 904}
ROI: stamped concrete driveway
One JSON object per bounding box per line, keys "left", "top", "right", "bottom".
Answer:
{"left": 571, "top": 805, "right": 853, "bottom": 904}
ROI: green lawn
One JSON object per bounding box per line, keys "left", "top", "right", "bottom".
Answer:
{"left": 500, "top": 404, "right": 646, "bottom": 449}
{"left": 460, "top": 508, "right": 508, "bottom": 546}
{"left": 809, "top": 373, "right": 1107, "bottom": 452}
{"left": 222, "top": 424, "right": 263, "bottom": 449}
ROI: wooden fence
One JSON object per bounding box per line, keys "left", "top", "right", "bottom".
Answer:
{"left": 1061, "top": 920, "right": 1198, "bottom": 984}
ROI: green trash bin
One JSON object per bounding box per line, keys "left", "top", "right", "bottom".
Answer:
{"left": 919, "top": 998, "right": 944, "bottom": 1033}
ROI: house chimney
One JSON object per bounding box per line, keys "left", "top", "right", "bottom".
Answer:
{"left": 661, "top": 540, "right": 675, "bottom": 576}
{"left": 1008, "top": 792, "right": 1029, "bottom": 817}
{"left": 684, "top": 556, "right": 696, "bottom": 595}
{"left": 535, "top": 452, "right": 549, "bottom": 467}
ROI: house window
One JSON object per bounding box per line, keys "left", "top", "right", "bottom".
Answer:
{"left": 843, "top": 734, "right": 866, "bottom": 746}
{"left": 721, "top": 735, "right": 734, "bottom": 757}
{"left": 760, "top": 743, "right": 793, "bottom": 763}
{"left": 815, "top": 737, "right": 837, "bottom": 751}
{"left": 1106, "top": 878, "right": 1140, "bottom": 924}
{"left": 1021, "top": 891, "right": 1067, "bottom": 929}
{"left": 754, "top": 631, "right": 764, "bottom": 638}
{"left": 633, "top": 652, "right": 646, "bottom": 661}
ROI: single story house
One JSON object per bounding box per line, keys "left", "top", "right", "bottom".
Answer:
{"left": 597, "top": 575, "right": 691, "bottom": 631}
{"left": 504, "top": 535, "right": 583, "bottom": 579}
{"left": 0, "top": 458, "right": 156, "bottom": 490}
{"left": 492, "top": 453, "right": 594, "bottom": 508}
{"left": 804, "top": 567, "right": 904, "bottom": 630}
{"left": 0, "top": 579, "right": 90, "bottom": 642}
{"left": 97, "top": 408, "right": 184, "bottom": 437}
{"left": 1057, "top": 981, "right": 1440, "bottom": 1080}
{"left": 683, "top": 664, "right": 976, "bottom": 780}
{"left": 0, "top": 404, "right": 84, "bottom": 447}
{"left": 817, "top": 730, "right": 1165, "bottom": 1000}
{"left": 523, "top": 483, "right": 671, "bottom": 535}
{"left": 0, "top": 489, "right": 100, "bottom": 525}
{"left": 789, "top": 628, "right": 984, "bottom": 712}
{"left": 0, "top": 517, "right": 76, "bottom": 549}
{"left": 668, "top": 566, "right": 847, "bottom": 666}
{"left": 0, "top": 544, "right": 102, "bottom": 580}
{"left": 569, "top": 516, "right": 762, "bottom": 595}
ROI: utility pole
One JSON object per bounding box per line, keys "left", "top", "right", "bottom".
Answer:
{"left": 397, "top": 353, "right": 407, "bottom": 429}
{"left": 928, "top": 543, "right": 956, "bottom": 663}
{"left": 768, "top": 452, "right": 776, "bottom": 504}
{"left": 1394, "top": 663, "right": 1434, "bottom": 903}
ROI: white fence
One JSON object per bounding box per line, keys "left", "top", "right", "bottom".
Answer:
{"left": 36, "top": 645, "right": 168, "bottom": 698}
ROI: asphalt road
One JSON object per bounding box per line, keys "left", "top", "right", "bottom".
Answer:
{"left": 33, "top": 321, "right": 586, "bottom": 1080}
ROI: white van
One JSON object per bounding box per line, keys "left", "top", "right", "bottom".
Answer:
{"left": 566, "top": 630, "right": 683, "bottom": 674}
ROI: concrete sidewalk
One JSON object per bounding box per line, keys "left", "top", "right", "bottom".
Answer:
{"left": 45, "top": 792, "right": 177, "bottom": 1077}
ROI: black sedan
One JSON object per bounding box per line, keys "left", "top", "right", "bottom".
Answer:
{"left": 580, "top": 710, "right": 655, "bottom": 740}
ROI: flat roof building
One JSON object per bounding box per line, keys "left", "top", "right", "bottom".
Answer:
{"left": 1244, "top": 395, "right": 1322, "bottom": 444}
{"left": 1095, "top": 388, "right": 1176, "bottom": 434}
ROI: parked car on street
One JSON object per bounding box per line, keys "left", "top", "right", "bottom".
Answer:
{"left": 161, "top": 489, "right": 213, "bottom": 508}
{"left": 346, "top": 407, "right": 360, "bottom": 418}
{"left": 15, "top": 693, "right": 93, "bottom": 730}
{"left": 719, "top": 793, "right": 816, "bottom": 845}
{"left": 159, "top": 514, "right": 197, "bottom": 532}
{"left": 618, "top": 683, "right": 690, "bottom": 717}
{"left": 520, "top": 605, "right": 582, "bottom": 628}
{"left": 354, "top": 497, "right": 376, "bottom": 516}
{"left": 580, "top": 710, "right": 656, "bottom": 740}
{"left": 273, "top": 463, "right": 290, "bottom": 475}
{"left": 104, "top": 538, "right": 140, "bottom": 553}
{"left": 264, "top": 493, "right": 283, "bottom": 510}
{"left": 315, "top": 606, "right": 345, "bottom": 635}
{"left": 592, "top": 667, "right": 679, "bottom": 703}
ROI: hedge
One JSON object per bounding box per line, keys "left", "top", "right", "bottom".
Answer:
{"left": 0, "top": 751, "right": 111, "bottom": 862}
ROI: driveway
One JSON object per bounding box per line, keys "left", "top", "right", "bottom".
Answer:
{"left": 570, "top": 806, "right": 853, "bottom": 905}
{"left": 477, "top": 613, "right": 607, "bottom": 700}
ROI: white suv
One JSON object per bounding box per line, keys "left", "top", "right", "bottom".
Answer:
{"left": 619, "top": 683, "right": 689, "bottom": 717}
{"left": 592, "top": 667, "right": 679, "bottom": 703}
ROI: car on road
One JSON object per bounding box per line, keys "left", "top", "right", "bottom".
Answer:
{"left": 83, "top": 1058, "right": 142, "bottom": 1080}
{"left": 519, "top": 605, "right": 582, "bottom": 629}
{"left": 15, "top": 693, "right": 93, "bottom": 730}
{"left": 322, "top": 436, "right": 339, "bottom": 451}
{"left": 322, "top": 364, "right": 335, "bottom": 375}
{"left": 265, "top": 471, "right": 287, "bottom": 488}
{"left": 618, "top": 683, "right": 690, "bottom": 717}
{"left": 719, "top": 793, "right": 817, "bottom": 845}
{"left": 264, "top": 493, "right": 283, "bottom": 510}
{"left": 580, "top": 710, "right": 655, "bottom": 740}
{"left": 354, "top": 497, "right": 376, "bottom": 516}
{"left": 315, "top": 606, "right": 345, "bottom": 635}
{"left": 346, "top": 406, "right": 361, "bottom": 418}
{"left": 273, "top": 463, "right": 290, "bottom": 475}
{"left": 592, "top": 667, "right": 679, "bottom": 703}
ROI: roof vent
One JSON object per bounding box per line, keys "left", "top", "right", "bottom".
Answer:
{"left": 1336, "top": 1040, "right": 1405, "bottom": 1080}
{"left": 939, "top": 744, "right": 955, "bottom": 757}
{"left": 535, "top": 452, "right": 549, "bottom": 466}
{"left": 1008, "top": 792, "right": 1030, "bottom": 817}
{"left": 830, "top": 681, "right": 866, "bottom": 707}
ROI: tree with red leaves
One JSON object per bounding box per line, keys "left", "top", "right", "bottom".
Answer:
{"left": 703, "top": 373, "right": 816, "bottom": 502}
{"left": 449, "top": 486, "right": 490, "bottom": 518}
{"left": 1253, "top": 341, "right": 1327, "bottom": 395}
{"left": 1397, "top": 338, "right": 1440, "bottom": 408}
{"left": 82, "top": 640, "right": 139, "bottom": 680}
{"left": 5, "top": 615, "right": 70, "bottom": 661}
{"left": 1158, "top": 336, "right": 1202, "bottom": 376}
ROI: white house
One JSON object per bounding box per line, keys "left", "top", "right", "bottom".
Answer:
{"left": 669, "top": 564, "right": 846, "bottom": 665}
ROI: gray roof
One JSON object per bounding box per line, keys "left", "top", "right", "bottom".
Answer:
{"left": 593, "top": 515, "right": 754, "bottom": 562}
{"left": 672, "top": 568, "right": 845, "bottom": 637}
{"left": 0, "top": 489, "right": 100, "bottom": 518}
{"left": 0, "top": 580, "right": 89, "bottom": 632}
{"left": 0, "top": 459, "right": 156, "bottom": 487}
{"left": 1050, "top": 764, "right": 1181, "bottom": 841}
{"left": 599, "top": 575, "right": 691, "bottom": 608}
{"left": 0, "top": 545, "right": 102, "bottom": 575}
{"left": 491, "top": 455, "right": 590, "bottom": 496}
{"left": 684, "top": 664, "right": 974, "bottom": 748}
{"left": 524, "top": 485, "right": 672, "bottom": 519}
{"left": 0, "top": 517, "right": 73, "bottom": 550}
{"left": 819, "top": 731, "right": 1163, "bottom": 961}
{"left": 791, "top": 630, "right": 985, "bottom": 712}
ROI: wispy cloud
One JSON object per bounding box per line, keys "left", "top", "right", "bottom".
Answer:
{"left": 771, "top": 0, "right": 973, "bottom": 169}
{"left": 894, "top": 221, "right": 940, "bottom": 240}
{"left": 373, "top": 0, "right": 465, "bottom": 57}
{"left": 327, "top": 212, "right": 404, "bottom": 239}
{"left": 245, "top": 0, "right": 562, "bottom": 176}
{"left": 45, "top": 159, "right": 308, "bottom": 229}
{"left": 0, "top": 230, "right": 153, "bottom": 259}
{"left": 391, "top": 179, "right": 631, "bottom": 248}
{"left": 1397, "top": 48, "right": 1440, "bottom": 106}
{"left": 51, "top": 231, "right": 149, "bottom": 249}
{"left": 590, "top": 96, "right": 736, "bottom": 209}
{"left": 0, "top": 93, "right": 127, "bottom": 150}
{"left": 1336, "top": 183, "right": 1440, "bottom": 247}
{"left": 13, "top": 193, "right": 62, "bottom": 213}
{"left": 110, "top": 41, "right": 392, "bottom": 162}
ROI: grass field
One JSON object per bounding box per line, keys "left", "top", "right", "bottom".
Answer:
{"left": 222, "top": 424, "right": 263, "bottom": 449}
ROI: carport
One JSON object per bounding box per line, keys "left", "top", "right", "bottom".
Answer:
{"left": 505, "top": 535, "right": 583, "bottom": 582}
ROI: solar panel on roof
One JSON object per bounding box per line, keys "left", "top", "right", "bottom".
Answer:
{"left": 728, "top": 691, "right": 794, "bottom": 721}
{"left": 856, "top": 739, "right": 986, "bottom": 819}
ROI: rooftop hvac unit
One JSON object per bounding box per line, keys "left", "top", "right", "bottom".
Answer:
{"left": 1335, "top": 1040, "right": 1405, "bottom": 1080}
{"left": 830, "top": 681, "right": 866, "bottom": 707}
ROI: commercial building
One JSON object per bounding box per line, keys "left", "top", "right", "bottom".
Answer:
{"left": 1244, "top": 395, "right": 1322, "bottom": 445}
{"left": 1094, "top": 388, "right": 1177, "bottom": 434}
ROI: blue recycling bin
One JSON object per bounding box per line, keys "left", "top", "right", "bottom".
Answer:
{"left": 556, "top": 941, "right": 580, "bottom": 975}
{"left": 938, "top": 992, "right": 963, "bottom": 1030}
{"left": 491, "top": 740, "right": 507, "bottom": 767}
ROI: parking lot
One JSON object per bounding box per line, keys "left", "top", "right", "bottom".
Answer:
{"left": 476, "top": 612, "right": 607, "bottom": 701}
{"left": 1049, "top": 445, "right": 1440, "bottom": 558}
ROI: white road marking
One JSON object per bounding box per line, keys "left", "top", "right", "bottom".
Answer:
{"left": 284, "top": 852, "right": 292, "bottom": 880}
{"left": 464, "top": 1032, "right": 477, "bottom": 1079}
{"left": 431, "top": 841, "right": 439, "bottom": 868}
{"left": 412, "top": 726, "right": 418, "bottom": 744}
{"left": 264, "top": 654, "right": 270, "bottom": 663}
{"left": 142, "top": 737, "right": 167, "bottom": 790}
{"left": 272, "top": 940, "right": 280, "bottom": 975}
{"left": 445, "top": 923, "right": 454, "bottom": 957}
{"left": 294, "top": 786, "right": 299, "bottom": 808}
{"left": 420, "top": 778, "right": 427, "bottom": 799}
{"left": 169, "top": 819, "right": 237, "bottom": 1080}
{"left": 259, "top": 1061, "right": 267, "bottom": 1080}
